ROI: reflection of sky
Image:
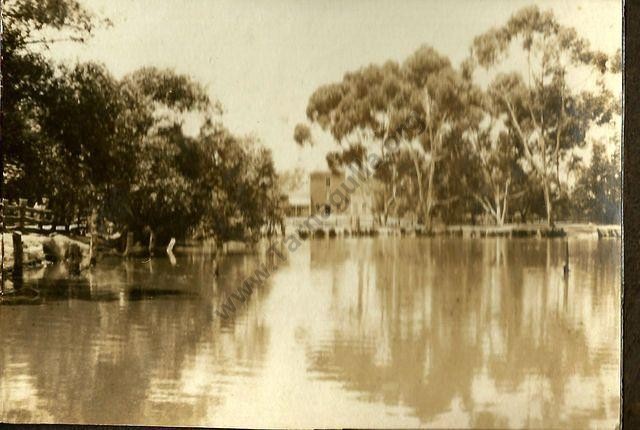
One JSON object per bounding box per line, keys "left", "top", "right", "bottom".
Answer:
{"left": 0, "top": 238, "right": 620, "bottom": 427}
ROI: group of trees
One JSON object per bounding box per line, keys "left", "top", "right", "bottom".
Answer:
{"left": 296, "top": 6, "right": 621, "bottom": 227}
{"left": 3, "top": 0, "right": 283, "bottom": 244}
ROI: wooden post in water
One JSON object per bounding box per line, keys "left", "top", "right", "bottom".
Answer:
{"left": 148, "top": 229, "right": 155, "bottom": 257}
{"left": 12, "top": 231, "right": 23, "bottom": 281}
{"left": 1, "top": 227, "right": 4, "bottom": 295}
{"left": 123, "top": 231, "right": 134, "bottom": 257}
{"left": 66, "top": 243, "right": 82, "bottom": 275}
{"left": 166, "top": 237, "right": 176, "bottom": 266}
{"left": 563, "top": 240, "right": 570, "bottom": 278}
{"left": 88, "top": 209, "right": 98, "bottom": 266}
{"left": 213, "top": 249, "right": 219, "bottom": 278}
{"left": 166, "top": 237, "right": 176, "bottom": 254}
{"left": 89, "top": 234, "right": 97, "bottom": 266}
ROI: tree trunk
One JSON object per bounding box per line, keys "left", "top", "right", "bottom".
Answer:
{"left": 391, "top": 163, "right": 397, "bottom": 219}
{"left": 406, "top": 142, "right": 425, "bottom": 220}
{"left": 501, "top": 182, "right": 510, "bottom": 225}
{"left": 424, "top": 159, "right": 436, "bottom": 231}
{"left": 494, "top": 192, "right": 503, "bottom": 226}
{"left": 543, "top": 178, "right": 553, "bottom": 227}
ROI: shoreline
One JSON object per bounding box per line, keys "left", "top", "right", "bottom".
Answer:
{"left": 288, "top": 222, "right": 621, "bottom": 240}
{"left": 1, "top": 223, "right": 620, "bottom": 276}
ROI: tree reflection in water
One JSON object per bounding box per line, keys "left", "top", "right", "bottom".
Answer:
{"left": 0, "top": 238, "right": 619, "bottom": 428}
{"left": 304, "top": 238, "right": 619, "bottom": 429}
{"left": 0, "top": 252, "right": 275, "bottom": 425}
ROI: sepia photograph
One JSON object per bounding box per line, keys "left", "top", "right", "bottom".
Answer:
{"left": 1, "top": 0, "right": 622, "bottom": 428}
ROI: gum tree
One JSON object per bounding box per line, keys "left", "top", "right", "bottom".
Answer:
{"left": 457, "top": 87, "right": 528, "bottom": 226}
{"left": 469, "top": 5, "right": 619, "bottom": 226}
{"left": 400, "top": 46, "right": 477, "bottom": 227}
{"left": 302, "top": 61, "right": 415, "bottom": 222}
{"left": 300, "top": 46, "right": 471, "bottom": 229}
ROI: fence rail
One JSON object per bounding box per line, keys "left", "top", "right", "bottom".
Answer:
{"left": 1, "top": 200, "right": 88, "bottom": 234}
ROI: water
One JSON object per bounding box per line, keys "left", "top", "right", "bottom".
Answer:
{"left": 0, "top": 237, "right": 620, "bottom": 428}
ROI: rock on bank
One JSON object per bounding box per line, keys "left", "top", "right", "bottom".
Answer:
{"left": 2, "top": 233, "right": 91, "bottom": 272}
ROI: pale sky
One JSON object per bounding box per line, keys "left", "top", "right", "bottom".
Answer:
{"left": 46, "top": 0, "right": 621, "bottom": 173}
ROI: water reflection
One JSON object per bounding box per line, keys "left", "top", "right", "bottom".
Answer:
{"left": 0, "top": 238, "right": 620, "bottom": 428}
{"left": 303, "top": 238, "right": 620, "bottom": 428}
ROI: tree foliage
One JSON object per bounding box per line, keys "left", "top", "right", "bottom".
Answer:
{"left": 572, "top": 141, "right": 620, "bottom": 224}
{"left": 297, "top": 5, "right": 621, "bottom": 227}
{"left": 4, "top": 0, "right": 283, "bottom": 244}
{"left": 469, "top": 5, "right": 619, "bottom": 225}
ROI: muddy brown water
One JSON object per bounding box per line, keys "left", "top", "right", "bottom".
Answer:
{"left": 0, "top": 237, "right": 620, "bottom": 428}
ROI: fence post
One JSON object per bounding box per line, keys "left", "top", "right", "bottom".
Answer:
{"left": 18, "top": 200, "right": 25, "bottom": 232}
{"left": 1, "top": 213, "right": 4, "bottom": 295}
{"left": 12, "top": 231, "right": 23, "bottom": 281}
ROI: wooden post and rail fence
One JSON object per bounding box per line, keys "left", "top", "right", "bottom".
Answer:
{"left": 2, "top": 199, "right": 89, "bottom": 235}
{"left": 1, "top": 199, "right": 91, "bottom": 293}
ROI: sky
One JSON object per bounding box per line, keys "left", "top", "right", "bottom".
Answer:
{"left": 46, "top": 0, "right": 622, "bottom": 173}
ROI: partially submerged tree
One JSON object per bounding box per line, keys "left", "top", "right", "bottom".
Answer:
{"left": 190, "top": 126, "right": 283, "bottom": 241}
{"left": 107, "top": 67, "right": 216, "bottom": 240}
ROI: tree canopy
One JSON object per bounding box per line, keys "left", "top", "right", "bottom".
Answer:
{"left": 296, "top": 5, "right": 621, "bottom": 227}
{"left": 3, "top": 0, "right": 284, "bottom": 244}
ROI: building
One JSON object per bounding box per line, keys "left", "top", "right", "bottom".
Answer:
{"left": 283, "top": 175, "right": 310, "bottom": 218}
{"left": 309, "top": 165, "right": 374, "bottom": 219}
{"left": 310, "top": 171, "right": 348, "bottom": 215}
{"left": 284, "top": 195, "right": 310, "bottom": 218}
